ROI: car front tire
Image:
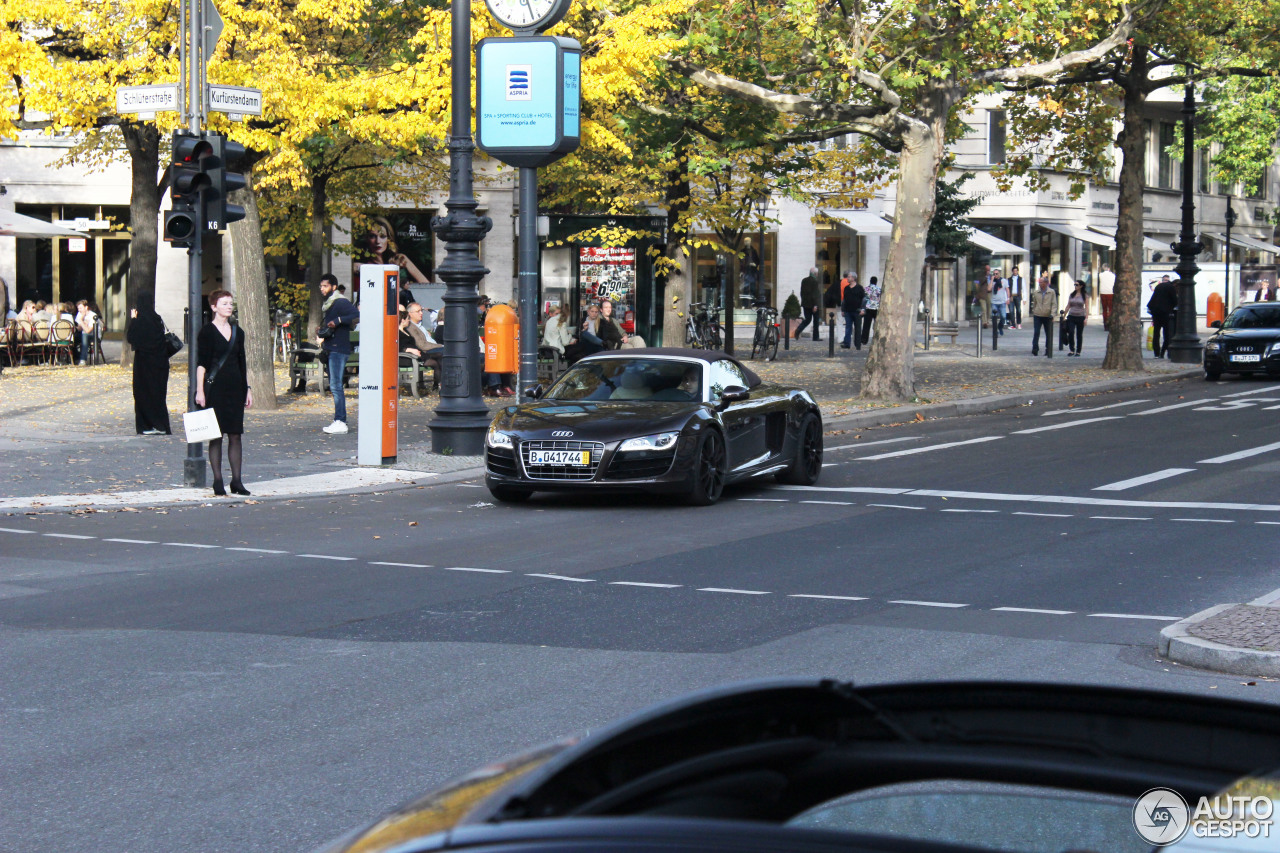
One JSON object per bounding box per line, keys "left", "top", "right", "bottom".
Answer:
{"left": 1204, "top": 366, "right": 1222, "bottom": 381}
{"left": 778, "top": 413, "right": 822, "bottom": 485}
{"left": 686, "top": 430, "right": 726, "bottom": 506}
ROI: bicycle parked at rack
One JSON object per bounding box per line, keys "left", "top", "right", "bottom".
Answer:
{"left": 274, "top": 309, "right": 298, "bottom": 362}
{"left": 684, "top": 302, "right": 723, "bottom": 350}
{"left": 749, "top": 301, "right": 779, "bottom": 361}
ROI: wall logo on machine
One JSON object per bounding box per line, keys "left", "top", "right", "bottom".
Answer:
{"left": 506, "top": 65, "right": 532, "bottom": 101}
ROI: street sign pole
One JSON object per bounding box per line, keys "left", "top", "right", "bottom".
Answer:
{"left": 182, "top": 0, "right": 206, "bottom": 486}
{"left": 517, "top": 166, "right": 538, "bottom": 397}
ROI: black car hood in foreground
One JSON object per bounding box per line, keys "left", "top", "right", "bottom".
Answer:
{"left": 319, "top": 680, "right": 1280, "bottom": 853}
{"left": 491, "top": 401, "right": 704, "bottom": 438}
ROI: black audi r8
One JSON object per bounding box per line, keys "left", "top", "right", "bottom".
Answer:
{"left": 1204, "top": 301, "right": 1280, "bottom": 380}
{"left": 484, "top": 348, "right": 822, "bottom": 505}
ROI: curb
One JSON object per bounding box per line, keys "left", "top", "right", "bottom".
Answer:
{"left": 1160, "top": 604, "right": 1280, "bottom": 678}
{"left": 822, "top": 368, "right": 1200, "bottom": 431}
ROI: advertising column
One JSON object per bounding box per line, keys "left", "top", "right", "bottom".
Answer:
{"left": 358, "top": 264, "right": 399, "bottom": 465}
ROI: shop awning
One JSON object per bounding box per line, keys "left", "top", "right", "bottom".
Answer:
{"left": 1086, "top": 226, "right": 1166, "bottom": 253}
{"left": 0, "top": 209, "right": 84, "bottom": 238}
{"left": 1216, "top": 233, "right": 1280, "bottom": 256}
{"left": 1036, "top": 221, "right": 1115, "bottom": 249}
{"left": 966, "top": 229, "right": 1029, "bottom": 256}
{"left": 820, "top": 209, "right": 894, "bottom": 234}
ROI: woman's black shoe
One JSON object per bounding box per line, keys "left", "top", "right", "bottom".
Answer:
{"left": 212, "top": 480, "right": 227, "bottom": 497}
{"left": 230, "top": 480, "right": 251, "bottom": 496}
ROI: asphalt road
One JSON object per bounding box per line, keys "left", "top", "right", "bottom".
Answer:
{"left": 3, "top": 375, "right": 1280, "bottom": 852}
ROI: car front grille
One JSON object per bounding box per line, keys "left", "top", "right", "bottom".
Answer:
{"left": 607, "top": 450, "right": 676, "bottom": 480}
{"left": 486, "top": 446, "right": 518, "bottom": 477}
{"left": 520, "top": 440, "right": 604, "bottom": 481}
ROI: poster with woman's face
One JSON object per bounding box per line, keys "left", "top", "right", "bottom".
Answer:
{"left": 354, "top": 211, "right": 440, "bottom": 309}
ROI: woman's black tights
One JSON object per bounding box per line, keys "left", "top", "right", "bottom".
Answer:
{"left": 208, "top": 435, "right": 244, "bottom": 484}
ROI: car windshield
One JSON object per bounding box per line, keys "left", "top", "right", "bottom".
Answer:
{"left": 545, "top": 358, "right": 702, "bottom": 402}
{"left": 1223, "top": 306, "right": 1280, "bottom": 329}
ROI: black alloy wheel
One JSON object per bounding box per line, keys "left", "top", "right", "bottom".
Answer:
{"left": 686, "top": 430, "right": 726, "bottom": 505}
{"left": 778, "top": 413, "right": 822, "bottom": 485}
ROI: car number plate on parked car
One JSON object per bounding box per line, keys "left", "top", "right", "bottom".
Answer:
{"left": 530, "top": 450, "right": 590, "bottom": 466}
{"left": 1231, "top": 354, "right": 1261, "bottom": 362}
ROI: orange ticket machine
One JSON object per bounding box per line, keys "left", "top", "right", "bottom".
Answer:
{"left": 358, "top": 264, "right": 399, "bottom": 465}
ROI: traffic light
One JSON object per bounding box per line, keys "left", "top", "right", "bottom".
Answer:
{"left": 164, "top": 131, "right": 212, "bottom": 248}
{"left": 202, "top": 132, "right": 247, "bottom": 232}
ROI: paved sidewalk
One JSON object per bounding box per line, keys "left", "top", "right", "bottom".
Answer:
{"left": 1161, "top": 588, "right": 1280, "bottom": 678}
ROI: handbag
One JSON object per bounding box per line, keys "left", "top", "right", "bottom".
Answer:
{"left": 182, "top": 408, "right": 221, "bottom": 443}
{"left": 203, "top": 325, "right": 238, "bottom": 391}
{"left": 163, "top": 323, "right": 184, "bottom": 358}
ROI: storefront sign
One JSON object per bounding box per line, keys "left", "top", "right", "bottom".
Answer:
{"left": 476, "top": 36, "right": 581, "bottom": 168}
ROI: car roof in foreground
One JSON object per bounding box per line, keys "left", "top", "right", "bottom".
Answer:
{"left": 577, "top": 348, "right": 763, "bottom": 388}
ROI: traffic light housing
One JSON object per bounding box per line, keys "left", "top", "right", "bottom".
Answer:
{"left": 203, "top": 132, "right": 247, "bottom": 232}
{"left": 164, "top": 131, "right": 212, "bottom": 247}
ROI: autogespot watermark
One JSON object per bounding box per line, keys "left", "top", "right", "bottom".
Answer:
{"left": 1133, "top": 787, "right": 1275, "bottom": 846}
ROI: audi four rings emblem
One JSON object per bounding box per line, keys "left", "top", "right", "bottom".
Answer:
{"left": 551, "top": 430, "right": 573, "bottom": 437}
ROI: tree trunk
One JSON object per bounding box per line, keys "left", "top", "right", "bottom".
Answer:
{"left": 660, "top": 151, "right": 692, "bottom": 347}
{"left": 305, "top": 174, "right": 329, "bottom": 340}
{"left": 120, "top": 122, "right": 160, "bottom": 368}
{"left": 229, "top": 174, "right": 278, "bottom": 410}
{"left": 862, "top": 90, "right": 950, "bottom": 401}
{"left": 1103, "top": 49, "right": 1150, "bottom": 371}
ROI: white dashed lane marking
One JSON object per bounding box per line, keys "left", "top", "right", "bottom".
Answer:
{"left": 44, "top": 533, "right": 94, "bottom": 540}
{"left": 1094, "top": 468, "right": 1195, "bottom": 491}
{"left": 1171, "top": 518, "right": 1234, "bottom": 524}
{"left": 1012, "top": 416, "right": 1125, "bottom": 435}
{"left": 0, "top": 527, "right": 1223, "bottom": 624}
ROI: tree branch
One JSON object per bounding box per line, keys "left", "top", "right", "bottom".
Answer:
{"left": 976, "top": 4, "right": 1146, "bottom": 86}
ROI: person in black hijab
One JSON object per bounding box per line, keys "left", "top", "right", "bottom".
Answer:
{"left": 126, "top": 293, "right": 172, "bottom": 435}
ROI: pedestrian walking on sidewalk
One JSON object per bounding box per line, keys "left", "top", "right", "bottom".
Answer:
{"left": 318, "top": 274, "right": 359, "bottom": 433}
{"left": 1030, "top": 274, "right": 1057, "bottom": 356}
{"left": 1007, "top": 266, "right": 1025, "bottom": 328}
{"left": 195, "top": 290, "right": 253, "bottom": 496}
{"left": 841, "top": 275, "right": 865, "bottom": 349}
{"left": 1147, "top": 274, "right": 1178, "bottom": 358}
{"left": 126, "top": 294, "right": 172, "bottom": 436}
{"left": 860, "top": 276, "right": 881, "bottom": 346}
{"left": 1064, "top": 281, "right": 1088, "bottom": 356}
{"left": 794, "top": 268, "right": 821, "bottom": 340}
{"left": 990, "top": 279, "right": 1008, "bottom": 335}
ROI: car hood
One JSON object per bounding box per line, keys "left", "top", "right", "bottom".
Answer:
{"left": 491, "top": 401, "right": 703, "bottom": 439}
{"left": 1211, "top": 328, "right": 1280, "bottom": 341}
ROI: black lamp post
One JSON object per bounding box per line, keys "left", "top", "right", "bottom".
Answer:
{"left": 429, "top": 0, "right": 493, "bottom": 455}
{"left": 1167, "top": 76, "right": 1204, "bottom": 364}
{"left": 1224, "top": 196, "right": 1236, "bottom": 311}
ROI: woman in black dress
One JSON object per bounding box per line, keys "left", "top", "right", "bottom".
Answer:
{"left": 194, "top": 289, "right": 253, "bottom": 496}
{"left": 125, "top": 294, "right": 172, "bottom": 435}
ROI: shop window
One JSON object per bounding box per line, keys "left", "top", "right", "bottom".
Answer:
{"left": 1197, "top": 148, "right": 1212, "bottom": 194}
{"left": 987, "top": 110, "right": 1006, "bottom": 165}
{"left": 1246, "top": 168, "right": 1268, "bottom": 200}
{"left": 1157, "top": 122, "right": 1176, "bottom": 189}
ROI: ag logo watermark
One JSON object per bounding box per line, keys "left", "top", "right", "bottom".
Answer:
{"left": 1134, "top": 787, "right": 1274, "bottom": 846}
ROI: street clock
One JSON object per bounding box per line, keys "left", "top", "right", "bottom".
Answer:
{"left": 483, "top": 0, "right": 571, "bottom": 33}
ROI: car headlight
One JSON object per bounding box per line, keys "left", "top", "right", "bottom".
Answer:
{"left": 1206, "top": 341, "right": 1221, "bottom": 352}
{"left": 619, "top": 432, "right": 679, "bottom": 452}
{"left": 486, "top": 429, "right": 513, "bottom": 449}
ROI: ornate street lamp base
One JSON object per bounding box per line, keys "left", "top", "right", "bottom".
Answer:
{"left": 1165, "top": 338, "right": 1203, "bottom": 365}
{"left": 430, "top": 420, "right": 490, "bottom": 456}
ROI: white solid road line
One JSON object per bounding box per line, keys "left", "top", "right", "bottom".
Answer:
{"left": 890, "top": 600, "right": 968, "bottom": 608}
{"left": 1132, "top": 399, "right": 1216, "bottom": 416}
{"left": 825, "top": 436, "right": 919, "bottom": 452}
{"left": 992, "top": 606, "right": 1074, "bottom": 615}
{"left": 1093, "top": 468, "right": 1195, "bottom": 491}
{"left": 1221, "top": 384, "right": 1280, "bottom": 397}
{"left": 789, "top": 594, "right": 869, "bottom": 601}
{"left": 857, "top": 435, "right": 1001, "bottom": 460}
{"left": 1041, "top": 400, "right": 1149, "bottom": 416}
{"left": 1198, "top": 440, "right": 1280, "bottom": 465}
{"left": 1012, "top": 416, "right": 1124, "bottom": 435}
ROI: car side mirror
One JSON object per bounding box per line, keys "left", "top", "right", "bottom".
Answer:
{"left": 524, "top": 384, "right": 544, "bottom": 399}
{"left": 1210, "top": 320, "right": 1222, "bottom": 329}
{"left": 716, "top": 385, "right": 750, "bottom": 410}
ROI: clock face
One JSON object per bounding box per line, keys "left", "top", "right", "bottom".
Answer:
{"left": 484, "top": 0, "right": 568, "bottom": 31}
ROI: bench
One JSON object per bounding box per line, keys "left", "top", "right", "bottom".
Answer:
{"left": 399, "top": 350, "right": 440, "bottom": 398}
{"left": 922, "top": 321, "right": 961, "bottom": 343}
{"left": 288, "top": 331, "right": 360, "bottom": 393}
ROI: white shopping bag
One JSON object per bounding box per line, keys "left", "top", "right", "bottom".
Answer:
{"left": 182, "top": 408, "right": 222, "bottom": 443}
